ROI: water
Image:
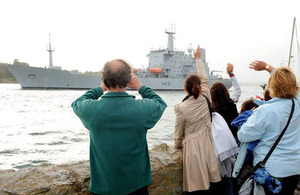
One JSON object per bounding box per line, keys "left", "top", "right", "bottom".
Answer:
{"left": 0, "top": 83, "right": 263, "bottom": 170}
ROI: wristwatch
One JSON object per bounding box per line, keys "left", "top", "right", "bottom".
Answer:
{"left": 265, "top": 64, "right": 270, "bottom": 70}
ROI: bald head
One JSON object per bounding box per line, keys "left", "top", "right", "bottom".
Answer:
{"left": 101, "top": 59, "right": 132, "bottom": 89}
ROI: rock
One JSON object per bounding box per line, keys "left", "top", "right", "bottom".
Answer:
{"left": 0, "top": 144, "right": 183, "bottom": 195}
{"left": 149, "top": 143, "right": 183, "bottom": 194}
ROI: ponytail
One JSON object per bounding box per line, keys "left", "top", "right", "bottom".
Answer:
{"left": 182, "top": 74, "right": 201, "bottom": 102}
{"left": 192, "top": 83, "right": 200, "bottom": 99}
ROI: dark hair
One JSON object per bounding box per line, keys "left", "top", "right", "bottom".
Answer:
{"left": 210, "top": 81, "right": 233, "bottom": 111}
{"left": 263, "top": 89, "right": 272, "bottom": 101}
{"left": 182, "top": 74, "right": 201, "bottom": 102}
{"left": 101, "top": 59, "right": 132, "bottom": 89}
{"left": 240, "top": 98, "right": 258, "bottom": 113}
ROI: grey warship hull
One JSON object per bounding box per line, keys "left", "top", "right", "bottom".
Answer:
{"left": 6, "top": 64, "right": 232, "bottom": 90}
{"left": 6, "top": 64, "right": 101, "bottom": 89}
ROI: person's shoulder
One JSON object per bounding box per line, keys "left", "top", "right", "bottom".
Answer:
{"left": 225, "top": 100, "right": 238, "bottom": 112}
{"left": 174, "top": 103, "right": 182, "bottom": 114}
{"left": 297, "top": 91, "right": 300, "bottom": 99}
{"left": 252, "top": 101, "right": 278, "bottom": 118}
{"left": 175, "top": 100, "right": 190, "bottom": 113}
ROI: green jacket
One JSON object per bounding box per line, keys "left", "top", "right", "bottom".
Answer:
{"left": 71, "top": 85, "right": 167, "bottom": 194}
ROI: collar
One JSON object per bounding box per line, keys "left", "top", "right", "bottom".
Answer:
{"left": 101, "top": 92, "right": 136, "bottom": 99}
{"left": 254, "top": 97, "right": 283, "bottom": 106}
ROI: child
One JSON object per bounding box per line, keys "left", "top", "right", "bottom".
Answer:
{"left": 231, "top": 98, "right": 259, "bottom": 180}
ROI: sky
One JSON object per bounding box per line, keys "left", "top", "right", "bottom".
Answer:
{"left": 1, "top": 0, "right": 300, "bottom": 83}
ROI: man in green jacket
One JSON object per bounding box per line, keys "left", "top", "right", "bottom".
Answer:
{"left": 71, "top": 59, "right": 167, "bottom": 195}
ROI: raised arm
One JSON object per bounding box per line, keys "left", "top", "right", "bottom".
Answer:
{"left": 71, "top": 86, "right": 104, "bottom": 127}
{"left": 227, "top": 63, "right": 241, "bottom": 102}
{"left": 249, "top": 60, "right": 275, "bottom": 73}
{"left": 194, "top": 45, "right": 211, "bottom": 99}
{"left": 131, "top": 72, "right": 167, "bottom": 129}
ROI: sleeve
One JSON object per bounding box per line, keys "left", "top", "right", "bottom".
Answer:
{"left": 71, "top": 86, "right": 103, "bottom": 123}
{"left": 174, "top": 105, "right": 185, "bottom": 149}
{"left": 229, "top": 75, "right": 241, "bottom": 103}
{"left": 237, "top": 108, "right": 267, "bottom": 143}
{"left": 138, "top": 85, "right": 167, "bottom": 129}
{"left": 196, "top": 59, "right": 211, "bottom": 100}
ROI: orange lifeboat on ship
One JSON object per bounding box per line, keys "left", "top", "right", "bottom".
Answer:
{"left": 149, "top": 67, "right": 162, "bottom": 74}
{"left": 133, "top": 68, "right": 142, "bottom": 73}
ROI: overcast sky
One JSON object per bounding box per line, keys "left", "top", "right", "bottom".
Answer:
{"left": 1, "top": 0, "right": 300, "bottom": 83}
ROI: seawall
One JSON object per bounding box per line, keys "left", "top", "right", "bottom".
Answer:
{"left": 0, "top": 144, "right": 183, "bottom": 195}
{"left": 0, "top": 143, "right": 299, "bottom": 195}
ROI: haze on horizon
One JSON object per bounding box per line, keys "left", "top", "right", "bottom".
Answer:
{"left": 0, "top": 0, "right": 300, "bottom": 83}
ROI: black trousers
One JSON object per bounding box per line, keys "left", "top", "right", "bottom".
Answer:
{"left": 264, "top": 175, "right": 299, "bottom": 195}
{"left": 90, "top": 185, "right": 148, "bottom": 195}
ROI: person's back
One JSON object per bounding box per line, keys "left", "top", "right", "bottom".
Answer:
{"left": 210, "top": 81, "right": 239, "bottom": 137}
{"left": 72, "top": 59, "right": 167, "bottom": 194}
{"left": 174, "top": 46, "right": 221, "bottom": 194}
{"left": 239, "top": 62, "right": 300, "bottom": 194}
{"left": 210, "top": 63, "right": 241, "bottom": 138}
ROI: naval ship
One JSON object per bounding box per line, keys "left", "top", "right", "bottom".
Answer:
{"left": 6, "top": 29, "right": 232, "bottom": 90}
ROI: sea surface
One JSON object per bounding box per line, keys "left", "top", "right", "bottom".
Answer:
{"left": 0, "top": 83, "right": 263, "bottom": 170}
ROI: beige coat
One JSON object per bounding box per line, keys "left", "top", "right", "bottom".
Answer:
{"left": 174, "top": 59, "right": 221, "bottom": 192}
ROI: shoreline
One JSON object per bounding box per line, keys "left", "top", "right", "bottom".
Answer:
{"left": 0, "top": 144, "right": 183, "bottom": 195}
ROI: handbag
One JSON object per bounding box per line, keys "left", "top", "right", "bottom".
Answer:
{"left": 238, "top": 99, "right": 295, "bottom": 194}
{"left": 238, "top": 177, "right": 266, "bottom": 195}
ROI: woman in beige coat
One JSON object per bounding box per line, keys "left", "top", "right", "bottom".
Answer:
{"left": 174, "top": 46, "right": 221, "bottom": 194}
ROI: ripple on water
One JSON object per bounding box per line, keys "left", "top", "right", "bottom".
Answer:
{"left": 12, "top": 160, "right": 52, "bottom": 170}
{"left": 29, "top": 131, "right": 59, "bottom": 136}
{"left": 0, "top": 149, "right": 25, "bottom": 155}
{"left": 69, "top": 137, "right": 86, "bottom": 142}
{"left": 48, "top": 141, "right": 67, "bottom": 145}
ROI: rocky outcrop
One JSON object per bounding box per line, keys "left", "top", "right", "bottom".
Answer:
{"left": 0, "top": 144, "right": 183, "bottom": 195}
{"left": 149, "top": 143, "right": 183, "bottom": 194}
{"left": 1, "top": 143, "right": 299, "bottom": 195}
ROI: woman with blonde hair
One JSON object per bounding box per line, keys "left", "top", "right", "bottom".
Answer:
{"left": 174, "top": 46, "right": 221, "bottom": 194}
{"left": 238, "top": 61, "right": 300, "bottom": 195}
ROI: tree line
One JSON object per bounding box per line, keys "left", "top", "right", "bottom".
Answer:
{"left": 0, "top": 63, "right": 17, "bottom": 83}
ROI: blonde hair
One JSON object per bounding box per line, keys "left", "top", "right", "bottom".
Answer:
{"left": 268, "top": 67, "right": 299, "bottom": 99}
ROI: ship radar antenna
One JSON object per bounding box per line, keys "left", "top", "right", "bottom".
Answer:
{"left": 187, "top": 43, "right": 193, "bottom": 56}
{"left": 47, "top": 33, "right": 55, "bottom": 68}
{"left": 165, "top": 24, "right": 176, "bottom": 53}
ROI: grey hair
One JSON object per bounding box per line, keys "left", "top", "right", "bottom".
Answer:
{"left": 101, "top": 59, "right": 132, "bottom": 89}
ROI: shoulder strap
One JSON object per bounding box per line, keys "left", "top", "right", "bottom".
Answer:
{"left": 261, "top": 99, "right": 295, "bottom": 165}
{"left": 203, "top": 95, "right": 214, "bottom": 121}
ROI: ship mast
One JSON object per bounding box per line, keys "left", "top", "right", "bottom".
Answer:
{"left": 288, "top": 17, "right": 296, "bottom": 67}
{"left": 47, "top": 33, "right": 55, "bottom": 68}
{"left": 165, "top": 24, "right": 176, "bottom": 53}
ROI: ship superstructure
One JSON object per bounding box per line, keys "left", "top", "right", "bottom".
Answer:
{"left": 134, "top": 26, "right": 232, "bottom": 89}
